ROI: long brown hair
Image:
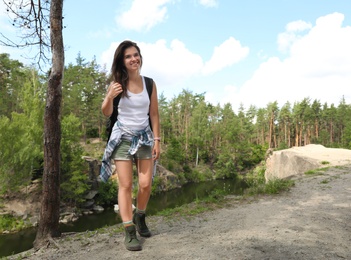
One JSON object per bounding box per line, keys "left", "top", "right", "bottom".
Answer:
{"left": 111, "top": 40, "right": 143, "bottom": 97}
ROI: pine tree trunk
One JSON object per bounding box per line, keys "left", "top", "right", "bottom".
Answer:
{"left": 34, "top": 0, "right": 64, "bottom": 249}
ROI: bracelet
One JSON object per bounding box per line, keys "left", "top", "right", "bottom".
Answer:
{"left": 154, "top": 137, "right": 161, "bottom": 141}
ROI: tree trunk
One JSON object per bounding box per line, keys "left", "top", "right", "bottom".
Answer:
{"left": 34, "top": 0, "right": 64, "bottom": 249}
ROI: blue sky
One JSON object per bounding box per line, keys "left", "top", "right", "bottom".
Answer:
{"left": 1, "top": 0, "right": 351, "bottom": 111}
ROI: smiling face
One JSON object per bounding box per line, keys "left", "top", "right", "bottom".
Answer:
{"left": 123, "top": 46, "right": 142, "bottom": 73}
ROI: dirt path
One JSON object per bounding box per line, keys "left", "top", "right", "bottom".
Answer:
{"left": 8, "top": 165, "right": 351, "bottom": 260}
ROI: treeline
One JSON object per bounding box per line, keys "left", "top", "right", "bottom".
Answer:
{"left": 1, "top": 53, "right": 351, "bottom": 200}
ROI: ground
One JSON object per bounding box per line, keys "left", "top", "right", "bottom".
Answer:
{"left": 7, "top": 165, "right": 351, "bottom": 260}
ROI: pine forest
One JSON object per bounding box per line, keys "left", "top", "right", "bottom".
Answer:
{"left": 1, "top": 52, "right": 351, "bottom": 201}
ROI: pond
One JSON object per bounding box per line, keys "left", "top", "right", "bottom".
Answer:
{"left": 0, "top": 178, "right": 247, "bottom": 258}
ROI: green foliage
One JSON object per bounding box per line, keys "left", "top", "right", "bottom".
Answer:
{"left": 0, "top": 72, "right": 44, "bottom": 194}
{"left": 60, "top": 114, "right": 90, "bottom": 205}
{"left": 95, "top": 179, "right": 118, "bottom": 206}
{"left": 60, "top": 170, "right": 90, "bottom": 205}
{"left": 0, "top": 214, "right": 30, "bottom": 233}
{"left": 164, "top": 137, "right": 186, "bottom": 163}
{"left": 214, "top": 152, "right": 238, "bottom": 179}
{"left": 264, "top": 178, "right": 295, "bottom": 194}
{"left": 244, "top": 164, "right": 266, "bottom": 188}
{"left": 2, "top": 53, "right": 351, "bottom": 206}
{"left": 151, "top": 176, "right": 162, "bottom": 195}
{"left": 62, "top": 55, "right": 107, "bottom": 140}
{"left": 0, "top": 53, "right": 27, "bottom": 117}
{"left": 243, "top": 164, "right": 295, "bottom": 196}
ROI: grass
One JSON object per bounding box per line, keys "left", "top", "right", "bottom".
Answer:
{"left": 304, "top": 167, "right": 330, "bottom": 175}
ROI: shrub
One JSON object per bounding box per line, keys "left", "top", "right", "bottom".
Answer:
{"left": 95, "top": 179, "right": 118, "bottom": 206}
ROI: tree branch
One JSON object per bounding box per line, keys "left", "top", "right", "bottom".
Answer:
{"left": 1, "top": 0, "right": 61, "bottom": 69}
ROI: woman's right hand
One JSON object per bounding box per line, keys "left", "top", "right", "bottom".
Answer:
{"left": 107, "top": 81, "right": 123, "bottom": 99}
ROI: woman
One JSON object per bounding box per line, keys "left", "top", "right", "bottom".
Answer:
{"left": 100, "top": 40, "right": 161, "bottom": 251}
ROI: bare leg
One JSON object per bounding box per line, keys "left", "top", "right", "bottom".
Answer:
{"left": 135, "top": 158, "right": 153, "bottom": 210}
{"left": 115, "top": 160, "right": 134, "bottom": 222}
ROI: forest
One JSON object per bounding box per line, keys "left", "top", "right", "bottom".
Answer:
{"left": 1, "top": 52, "right": 351, "bottom": 204}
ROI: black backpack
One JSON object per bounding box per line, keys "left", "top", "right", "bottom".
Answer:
{"left": 105, "top": 76, "right": 154, "bottom": 142}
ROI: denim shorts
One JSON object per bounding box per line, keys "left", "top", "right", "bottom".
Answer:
{"left": 111, "top": 139, "right": 152, "bottom": 161}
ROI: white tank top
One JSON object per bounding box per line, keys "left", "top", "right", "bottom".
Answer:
{"left": 117, "top": 77, "right": 150, "bottom": 130}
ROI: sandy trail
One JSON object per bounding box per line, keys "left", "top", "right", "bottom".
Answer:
{"left": 9, "top": 165, "right": 351, "bottom": 260}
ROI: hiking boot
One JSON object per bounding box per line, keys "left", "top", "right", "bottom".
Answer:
{"left": 124, "top": 225, "right": 142, "bottom": 251}
{"left": 133, "top": 212, "right": 151, "bottom": 237}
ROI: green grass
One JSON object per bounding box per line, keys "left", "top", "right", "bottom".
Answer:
{"left": 304, "top": 167, "right": 329, "bottom": 175}
{"left": 244, "top": 178, "right": 295, "bottom": 196}
{"left": 320, "top": 179, "right": 330, "bottom": 184}
{"left": 243, "top": 163, "right": 295, "bottom": 196}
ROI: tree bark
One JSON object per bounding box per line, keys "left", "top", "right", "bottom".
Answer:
{"left": 34, "top": 0, "right": 64, "bottom": 250}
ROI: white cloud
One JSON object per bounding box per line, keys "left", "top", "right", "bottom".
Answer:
{"left": 116, "top": 0, "right": 173, "bottom": 32}
{"left": 100, "top": 37, "right": 248, "bottom": 95}
{"left": 277, "top": 20, "right": 312, "bottom": 53}
{"left": 139, "top": 39, "right": 203, "bottom": 83}
{"left": 101, "top": 39, "right": 203, "bottom": 92}
{"left": 233, "top": 12, "right": 351, "bottom": 110}
{"left": 198, "top": 0, "right": 218, "bottom": 8}
{"left": 202, "top": 37, "right": 249, "bottom": 75}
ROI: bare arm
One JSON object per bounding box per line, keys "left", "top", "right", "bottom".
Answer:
{"left": 101, "top": 82, "right": 123, "bottom": 117}
{"left": 149, "top": 82, "right": 161, "bottom": 160}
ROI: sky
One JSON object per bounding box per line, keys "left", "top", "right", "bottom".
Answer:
{"left": 1, "top": 0, "right": 351, "bottom": 111}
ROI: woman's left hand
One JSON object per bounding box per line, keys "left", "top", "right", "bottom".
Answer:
{"left": 153, "top": 141, "right": 161, "bottom": 160}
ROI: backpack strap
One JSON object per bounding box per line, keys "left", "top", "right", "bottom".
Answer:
{"left": 106, "top": 76, "right": 154, "bottom": 141}
{"left": 144, "top": 76, "right": 153, "bottom": 99}
{"left": 144, "top": 76, "right": 154, "bottom": 131}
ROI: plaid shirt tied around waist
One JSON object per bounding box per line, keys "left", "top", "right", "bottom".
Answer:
{"left": 100, "top": 121, "right": 154, "bottom": 182}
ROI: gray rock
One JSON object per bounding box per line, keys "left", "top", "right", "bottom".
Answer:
{"left": 265, "top": 144, "right": 351, "bottom": 181}
{"left": 92, "top": 205, "right": 104, "bottom": 212}
{"left": 85, "top": 190, "right": 98, "bottom": 200}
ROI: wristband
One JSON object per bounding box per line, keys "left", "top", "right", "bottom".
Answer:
{"left": 154, "top": 137, "right": 161, "bottom": 141}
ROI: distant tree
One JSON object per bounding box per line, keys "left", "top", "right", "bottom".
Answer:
{"left": 310, "top": 99, "right": 322, "bottom": 142}
{"left": 0, "top": 53, "right": 26, "bottom": 117}
{"left": 62, "top": 55, "right": 107, "bottom": 141}
{"left": 278, "top": 101, "right": 292, "bottom": 149}
{"left": 0, "top": 63, "right": 44, "bottom": 194}
{"left": 266, "top": 101, "right": 279, "bottom": 148}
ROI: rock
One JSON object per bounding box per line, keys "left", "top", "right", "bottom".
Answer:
{"left": 265, "top": 144, "right": 351, "bottom": 181}
{"left": 85, "top": 190, "right": 98, "bottom": 200}
{"left": 114, "top": 204, "right": 119, "bottom": 213}
{"left": 113, "top": 204, "right": 135, "bottom": 213}
{"left": 60, "top": 213, "right": 75, "bottom": 224}
{"left": 155, "top": 164, "right": 182, "bottom": 191}
{"left": 82, "top": 209, "right": 94, "bottom": 215}
{"left": 92, "top": 205, "right": 104, "bottom": 212}
{"left": 82, "top": 200, "right": 95, "bottom": 209}
{"left": 29, "top": 216, "right": 39, "bottom": 226}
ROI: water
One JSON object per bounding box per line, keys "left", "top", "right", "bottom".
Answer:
{"left": 0, "top": 178, "right": 247, "bottom": 257}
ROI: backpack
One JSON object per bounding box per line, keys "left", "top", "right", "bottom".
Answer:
{"left": 105, "top": 76, "right": 154, "bottom": 142}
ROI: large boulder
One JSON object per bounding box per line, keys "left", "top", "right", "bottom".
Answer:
{"left": 265, "top": 144, "right": 351, "bottom": 181}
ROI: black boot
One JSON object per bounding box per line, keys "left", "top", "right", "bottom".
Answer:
{"left": 124, "top": 225, "right": 142, "bottom": 251}
{"left": 133, "top": 212, "right": 151, "bottom": 237}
